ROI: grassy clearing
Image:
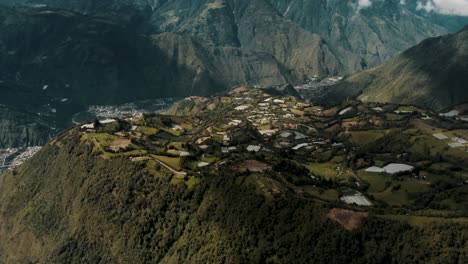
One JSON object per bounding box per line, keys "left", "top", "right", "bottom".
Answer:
{"left": 305, "top": 163, "right": 351, "bottom": 180}
{"left": 373, "top": 180, "right": 430, "bottom": 206}
{"left": 186, "top": 177, "right": 200, "bottom": 188}
{"left": 81, "top": 133, "right": 118, "bottom": 157}
{"left": 347, "top": 130, "right": 386, "bottom": 145}
{"left": 201, "top": 155, "right": 218, "bottom": 163}
{"left": 101, "top": 150, "right": 147, "bottom": 160}
{"left": 146, "top": 160, "right": 164, "bottom": 178}
{"left": 379, "top": 214, "right": 468, "bottom": 227}
{"left": 374, "top": 160, "right": 386, "bottom": 167}
{"left": 373, "top": 188, "right": 409, "bottom": 206}
{"left": 258, "top": 124, "right": 272, "bottom": 130}
{"left": 409, "top": 135, "right": 448, "bottom": 155}
{"left": 136, "top": 126, "right": 158, "bottom": 135}
{"left": 302, "top": 186, "right": 338, "bottom": 201}
{"left": 170, "top": 177, "right": 184, "bottom": 185}
{"left": 153, "top": 155, "right": 183, "bottom": 171}
{"left": 167, "top": 142, "right": 186, "bottom": 150}
{"left": 385, "top": 113, "right": 406, "bottom": 121}
{"left": 160, "top": 127, "right": 182, "bottom": 136}
{"left": 359, "top": 171, "right": 390, "bottom": 193}
{"left": 395, "top": 106, "right": 427, "bottom": 114}
{"left": 409, "top": 134, "right": 468, "bottom": 161}
{"left": 81, "top": 133, "right": 118, "bottom": 147}
{"left": 180, "top": 122, "right": 193, "bottom": 129}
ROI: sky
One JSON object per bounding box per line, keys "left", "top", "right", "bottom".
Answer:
{"left": 357, "top": 0, "right": 468, "bottom": 16}
{"left": 416, "top": 0, "right": 468, "bottom": 16}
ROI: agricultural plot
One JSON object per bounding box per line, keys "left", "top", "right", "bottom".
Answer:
{"left": 136, "top": 126, "right": 158, "bottom": 135}
{"left": 152, "top": 155, "right": 183, "bottom": 171}
{"left": 358, "top": 171, "right": 390, "bottom": 193}
{"left": 347, "top": 130, "right": 387, "bottom": 145}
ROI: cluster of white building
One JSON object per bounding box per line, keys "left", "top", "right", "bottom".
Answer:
{"left": 365, "top": 163, "right": 415, "bottom": 174}
{"left": 9, "top": 146, "right": 43, "bottom": 169}
{"left": 433, "top": 133, "right": 468, "bottom": 148}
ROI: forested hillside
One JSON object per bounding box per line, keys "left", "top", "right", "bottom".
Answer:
{"left": 1, "top": 101, "right": 468, "bottom": 263}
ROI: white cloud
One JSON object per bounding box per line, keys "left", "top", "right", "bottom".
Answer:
{"left": 356, "top": 0, "right": 468, "bottom": 16}
{"left": 416, "top": 0, "right": 468, "bottom": 16}
{"left": 358, "top": 0, "right": 373, "bottom": 8}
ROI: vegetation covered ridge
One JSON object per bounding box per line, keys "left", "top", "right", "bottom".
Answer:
{"left": 1, "top": 86, "right": 468, "bottom": 263}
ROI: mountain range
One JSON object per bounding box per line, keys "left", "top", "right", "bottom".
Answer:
{"left": 4, "top": 0, "right": 468, "bottom": 76}
{"left": 327, "top": 25, "right": 468, "bottom": 111}
{"left": 0, "top": 0, "right": 467, "bottom": 147}
{"left": 1, "top": 1, "right": 468, "bottom": 262}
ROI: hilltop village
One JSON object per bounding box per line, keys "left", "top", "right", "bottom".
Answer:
{"left": 55, "top": 86, "right": 468, "bottom": 222}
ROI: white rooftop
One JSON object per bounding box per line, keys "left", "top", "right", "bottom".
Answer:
{"left": 365, "top": 166, "right": 385, "bottom": 173}
{"left": 81, "top": 123, "right": 94, "bottom": 129}
{"left": 198, "top": 162, "right": 210, "bottom": 168}
{"left": 365, "top": 163, "right": 414, "bottom": 174}
{"left": 339, "top": 107, "right": 353, "bottom": 116}
{"left": 295, "top": 132, "right": 307, "bottom": 140}
{"left": 247, "top": 145, "right": 261, "bottom": 152}
{"left": 292, "top": 143, "right": 309, "bottom": 150}
{"left": 440, "top": 110, "right": 459, "bottom": 117}
{"left": 341, "top": 195, "right": 372, "bottom": 206}
{"left": 433, "top": 133, "right": 448, "bottom": 140}
{"left": 452, "top": 137, "right": 467, "bottom": 144}
{"left": 259, "top": 130, "right": 276, "bottom": 136}
{"left": 449, "top": 142, "right": 464, "bottom": 148}
{"left": 235, "top": 105, "right": 250, "bottom": 111}
{"left": 100, "top": 119, "right": 116, "bottom": 124}
{"left": 179, "top": 151, "right": 190, "bottom": 157}
{"left": 372, "top": 107, "right": 383, "bottom": 112}
{"left": 382, "top": 163, "right": 414, "bottom": 174}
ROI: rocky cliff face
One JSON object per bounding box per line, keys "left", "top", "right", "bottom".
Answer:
{"left": 0, "top": 5, "right": 299, "bottom": 102}
{"left": 0, "top": 106, "right": 51, "bottom": 148}
{"left": 0, "top": 6, "right": 295, "bottom": 147}
{"left": 268, "top": 0, "right": 449, "bottom": 73}
{"left": 7, "top": 0, "right": 466, "bottom": 76}
{"left": 1, "top": 0, "right": 468, "bottom": 146}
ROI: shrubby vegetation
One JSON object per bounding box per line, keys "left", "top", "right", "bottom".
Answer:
{"left": 1, "top": 131, "right": 468, "bottom": 263}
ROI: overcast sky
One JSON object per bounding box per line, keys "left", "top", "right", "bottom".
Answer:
{"left": 358, "top": 0, "right": 468, "bottom": 16}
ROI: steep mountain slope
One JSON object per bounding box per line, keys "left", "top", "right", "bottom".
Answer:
{"left": 1, "top": 96, "right": 468, "bottom": 262}
{"left": 268, "top": 0, "right": 449, "bottom": 72}
{"left": 402, "top": 0, "right": 468, "bottom": 32}
{"left": 151, "top": 0, "right": 341, "bottom": 78}
{"left": 327, "top": 26, "right": 468, "bottom": 111}
{"left": 7, "top": 0, "right": 465, "bottom": 75}
{"left": 0, "top": 5, "right": 295, "bottom": 147}
{"left": 1, "top": 1, "right": 467, "bottom": 147}
{"left": 0, "top": 5, "right": 302, "bottom": 103}
{"left": 0, "top": 105, "right": 51, "bottom": 147}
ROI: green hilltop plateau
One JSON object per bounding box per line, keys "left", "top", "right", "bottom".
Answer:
{"left": 1, "top": 87, "right": 468, "bottom": 262}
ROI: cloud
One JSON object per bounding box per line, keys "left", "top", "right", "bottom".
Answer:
{"left": 355, "top": 0, "right": 468, "bottom": 16}
{"left": 416, "top": 0, "right": 468, "bottom": 16}
{"left": 358, "top": 0, "right": 373, "bottom": 8}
